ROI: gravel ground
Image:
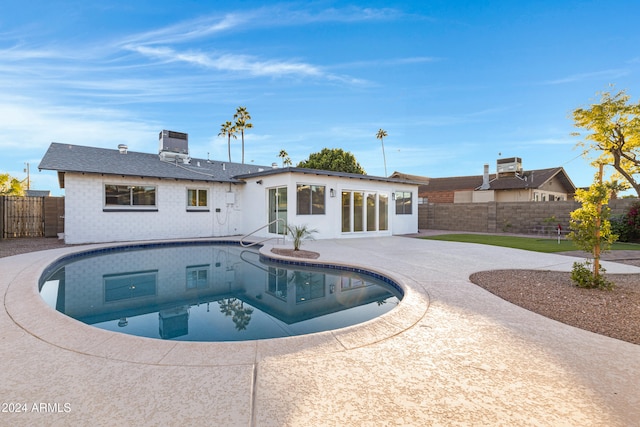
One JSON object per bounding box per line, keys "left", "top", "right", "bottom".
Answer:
{"left": 3, "top": 237, "right": 639, "bottom": 345}
{"left": 0, "top": 237, "right": 69, "bottom": 258}
{"left": 471, "top": 266, "right": 640, "bottom": 345}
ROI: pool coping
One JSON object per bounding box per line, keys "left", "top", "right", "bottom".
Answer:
{"left": 4, "top": 237, "right": 430, "bottom": 367}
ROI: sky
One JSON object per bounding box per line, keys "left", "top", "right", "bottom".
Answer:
{"left": 2, "top": 0, "right": 640, "bottom": 196}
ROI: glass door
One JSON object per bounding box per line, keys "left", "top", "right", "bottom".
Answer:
{"left": 378, "top": 193, "right": 388, "bottom": 231}
{"left": 268, "top": 187, "right": 287, "bottom": 234}
{"left": 366, "top": 193, "right": 377, "bottom": 231}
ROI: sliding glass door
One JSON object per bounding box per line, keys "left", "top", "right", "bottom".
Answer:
{"left": 268, "top": 187, "right": 287, "bottom": 234}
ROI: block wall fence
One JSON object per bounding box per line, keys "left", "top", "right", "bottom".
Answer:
{"left": 418, "top": 198, "right": 639, "bottom": 234}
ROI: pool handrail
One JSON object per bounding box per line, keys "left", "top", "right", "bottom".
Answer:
{"left": 240, "top": 218, "right": 287, "bottom": 247}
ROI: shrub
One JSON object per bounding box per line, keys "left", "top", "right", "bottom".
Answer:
{"left": 626, "top": 201, "right": 640, "bottom": 242}
{"left": 610, "top": 214, "right": 631, "bottom": 242}
{"left": 612, "top": 201, "right": 640, "bottom": 243}
{"left": 571, "top": 261, "right": 614, "bottom": 290}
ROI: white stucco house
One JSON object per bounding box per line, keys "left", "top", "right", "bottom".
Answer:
{"left": 39, "top": 131, "right": 419, "bottom": 244}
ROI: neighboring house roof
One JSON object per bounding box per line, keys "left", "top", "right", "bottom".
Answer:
{"left": 236, "top": 167, "right": 424, "bottom": 185}
{"left": 38, "top": 143, "right": 267, "bottom": 185}
{"left": 419, "top": 167, "right": 576, "bottom": 195}
{"left": 25, "top": 190, "right": 51, "bottom": 197}
{"left": 421, "top": 175, "right": 486, "bottom": 192}
{"left": 484, "top": 167, "right": 575, "bottom": 191}
{"left": 388, "top": 171, "right": 431, "bottom": 184}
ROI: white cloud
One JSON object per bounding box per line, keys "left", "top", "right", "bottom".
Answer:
{"left": 542, "top": 69, "right": 630, "bottom": 85}
{"left": 119, "top": 13, "right": 250, "bottom": 47}
{"left": 0, "top": 98, "right": 158, "bottom": 151}
{"left": 120, "top": 5, "right": 401, "bottom": 47}
{"left": 125, "top": 45, "right": 365, "bottom": 83}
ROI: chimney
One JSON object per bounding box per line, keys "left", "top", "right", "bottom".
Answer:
{"left": 118, "top": 144, "right": 128, "bottom": 154}
{"left": 479, "top": 164, "right": 490, "bottom": 190}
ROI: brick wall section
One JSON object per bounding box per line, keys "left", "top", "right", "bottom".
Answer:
{"left": 419, "top": 198, "right": 638, "bottom": 233}
{"left": 63, "top": 173, "right": 243, "bottom": 244}
{"left": 420, "top": 190, "right": 454, "bottom": 204}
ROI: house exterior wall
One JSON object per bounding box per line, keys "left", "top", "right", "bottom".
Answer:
{"left": 63, "top": 171, "right": 418, "bottom": 244}
{"left": 451, "top": 188, "right": 570, "bottom": 203}
{"left": 63, "top": 173, "right": 244, "bottom": 244}
{"left": 532, "top": 179, "right": 570, "bottom": 201}
{"left": 494, "top": 189, "right": 532, "bottom": 202}
{"left": 471, "top": 190, "right": 494, "bottom": 203}
{"left": 453, "top": 190, "right": 473, "bottom": 203}
{"left": 241, "top": 172, "right": 418, "bottom": 240}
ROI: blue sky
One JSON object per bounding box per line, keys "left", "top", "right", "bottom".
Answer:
{"left": 2, "top": 1, "right": 640, "bottom": 196}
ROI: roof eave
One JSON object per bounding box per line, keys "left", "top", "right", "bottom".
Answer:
{"left": 234, "top": 167, "right": 423, "bottom": 185}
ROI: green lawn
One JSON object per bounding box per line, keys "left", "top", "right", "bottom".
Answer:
{"left": 421, "top": 234, "right": 640, "bottom": 253}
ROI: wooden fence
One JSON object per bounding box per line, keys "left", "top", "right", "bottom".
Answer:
{"left": 0, "top": 196, "right": 64, "bottom": 239}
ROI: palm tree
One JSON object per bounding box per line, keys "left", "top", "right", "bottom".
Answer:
{"left": 278, "top": 149, "right": 292, "bottom": 167}
{"left": 218, "top": 121, "right": 237, "bottom": 162}
{"left": 233, "top": 106, "right": 252, "bottom": 164}
{"left": 376, "top": 128, "right": 388, "bottom": 176}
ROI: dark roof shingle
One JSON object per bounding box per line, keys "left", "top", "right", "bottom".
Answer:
{"left": 418, "top": 167, "right": 576, "bottom": 194}
{"left": 39, "top": 143, "right": 266, "bottom": 183}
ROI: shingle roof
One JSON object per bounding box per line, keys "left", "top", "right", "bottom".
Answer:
{"left": 419, "top": 167, "right": 576, "bottom": 194}
{"left": 485, "top": 168, "right": 575, "bottom": 191}
{"left": 38, "top": 143, "right": 267, "bottom": 183}
{"left": 421, "top": 175, "right": 485, "bottom": 192}
{"left": 236, "top": 167, "right": 424, "bottom": 185}
{"left": 25, "top": 190, "right": 51, "bottom": 197}
{"left": 388, "top": 171, "right": 431, "bottom": 183}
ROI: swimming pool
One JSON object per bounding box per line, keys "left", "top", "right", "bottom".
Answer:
{"left": 39, "top": 242, "right": 403, "bottom": 342}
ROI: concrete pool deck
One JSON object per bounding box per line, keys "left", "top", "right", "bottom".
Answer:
{"left": 1, "top": 236, "right": 640, "bottom": 426}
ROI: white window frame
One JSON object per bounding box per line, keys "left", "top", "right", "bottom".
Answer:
{"left": 296, "top": 183, "right": 326, "bottom": 215}
{"left": 104, "top": 184, "right": 157, "bottom": 211}
{"left": 395, "top": 191, "right": 413, "bottom": 215}
{"left": 187, "top": 188, "right": 209, "bottom": 211}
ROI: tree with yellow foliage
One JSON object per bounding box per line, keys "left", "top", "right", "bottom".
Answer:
{"left": 0, "top": 172, "right": 26, "bottom": 196}
{"left": 572, "top": 88, "right": 640, "bottom": 197}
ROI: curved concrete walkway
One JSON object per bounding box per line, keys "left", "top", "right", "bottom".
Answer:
{"left": 1, "top": 236, "right": 639, "bottom": 426}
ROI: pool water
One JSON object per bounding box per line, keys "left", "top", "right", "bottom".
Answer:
{"left": 39, "top": 243, "right": 402, "bottom": 342}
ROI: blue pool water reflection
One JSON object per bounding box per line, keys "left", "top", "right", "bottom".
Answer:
{"left": 39, "top": 243, "right": 402, "bottom": 342}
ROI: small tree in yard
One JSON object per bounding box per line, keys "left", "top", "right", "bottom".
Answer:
{"left": 568, "top": 164, "right": 617, "bottom": 289}
{"left": 287, "top": 224, "right": 318, "bottom": 251}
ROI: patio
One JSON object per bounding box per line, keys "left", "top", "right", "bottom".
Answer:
{"left": 1, "top": 236, "right": 639, "bottom": 426}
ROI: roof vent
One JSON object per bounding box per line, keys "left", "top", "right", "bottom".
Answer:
{"left": 272, "top": 163, "right": 278, "bottom": 169}
{"left": 118, "top": 144, "right": 128, "bottom": 154}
